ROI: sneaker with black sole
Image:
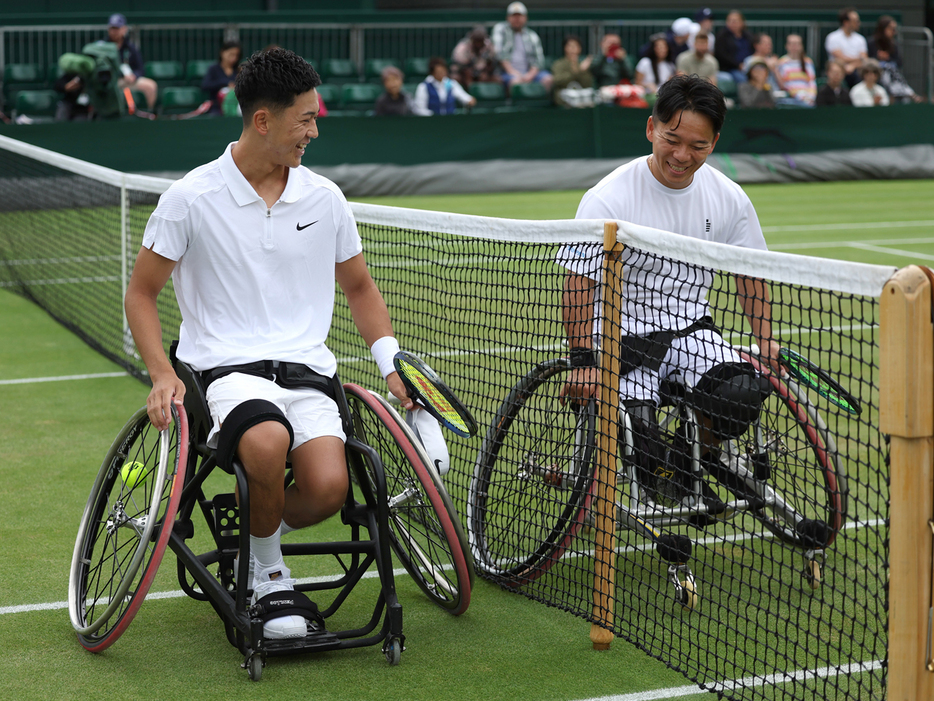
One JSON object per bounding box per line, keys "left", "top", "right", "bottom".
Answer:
{"left": 251, "top": 564, "right": 306, "bottom": 640}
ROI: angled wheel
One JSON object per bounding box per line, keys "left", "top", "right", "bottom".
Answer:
{"left": 68, "top": 405, "right": 188, "bottom": 652}
{"left": 714, "top": 351, "right": 847, "bottom": 549}
{"left": 468, "top": 359, "right": 596, "bottom": 584}
{"left": 344, "top": 384, "right": 473, "bottom": 615}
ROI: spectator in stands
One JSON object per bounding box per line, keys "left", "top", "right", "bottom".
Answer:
{"left": 450, "top": 26, "right": 500, "bottom": 91}
{"left": 824, "top": 7, "right": 868, "bottom": 87}
{"left": 374, "top": 65, "right": 417, "bottom": 116}
{"left": 738, "top": 59, "right": 775, "bottom": 108}
{"left": 491, "top": 2, "right": 553, "bottom": 91}
{"left": 849, "top": 58, "right": 889, "bottom": 107}
{"left": 639, "top": 18, "right": 692, "bottom": 62}
{"left": 590, "top": 33, "right": 631, "bottom": 88}
{"left": 775, "top": 34, "right": 816, "bottom": 107}
{"left": 106, "top": 13, "right": 158, "bottom": 109}
{"left": 635, "top": 34, "right": 676, "bottom": 98}
{"left": 202, "top": 40, "right": 242, "bottom": 115}
{"left": 413, "top": 57, "right": 476, "bottom": 116}
{"left": 816, "top": 59, "right": 852, "bottom": 106}
{"left": 53, "top": 72, "right": 91, "bottom": 121}
{"left": 869, "top": 16, "right": 923, "bottom": 103}
{"left": 675, "top": 32, "right": 719, "bottom": 86}
{"left": 689, "top": 8, "right": 716, "bottom": 53}
{"left": 715, "top": 10, "right": 754, "bottom": 85}
{"left": 552, "top": 35, "right": 594, "bottom": 106}
{"left": 741, "top": 34, "right": 780, "bottom": 90}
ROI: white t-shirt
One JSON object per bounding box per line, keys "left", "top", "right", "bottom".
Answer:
{"left": 634, "top": 57, "right": 676, "bottom": 87}
{"left": 557, "top": 156, "right": 766, "bottom": 337}
{"left": 141, "top": 143, "right": 363, "bottom": 374}
{"left": 824, "top": 28, "right": 868, "bottom": 61}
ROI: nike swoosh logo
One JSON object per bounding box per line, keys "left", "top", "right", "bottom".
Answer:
{"left": 296, "top": 220, "right": 319, "bottom": 231}
{"left": 434, "top": 459, "right": 444, "bottom": 472}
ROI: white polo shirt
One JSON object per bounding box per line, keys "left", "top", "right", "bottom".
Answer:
{"left": 557, "top": 156, "right": 766, "bottom": 337}
{"left": 824, "top": 28, "right": 868, "bottom": 61}
{"left": 141, "top": 142, "right": 363, "bottom": 374}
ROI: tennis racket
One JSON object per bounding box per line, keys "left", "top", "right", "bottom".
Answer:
{"left": 393, "top": 351, "right": 478, "bottom": 438}
{"left": 778, "top": 347, "right": 862, "bottom": 416}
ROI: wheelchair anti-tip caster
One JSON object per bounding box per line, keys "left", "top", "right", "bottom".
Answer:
{"left": 383, "top": 635, "right": 404, "bottom": 665}
{"left": 668, "top": 564, "right": 698, "bottom": 610}
{"left": 243, "top": 649, "right": 265, "bottom": 681}
{"left": 803, "top": 549, "right": 823, "bottom": 590}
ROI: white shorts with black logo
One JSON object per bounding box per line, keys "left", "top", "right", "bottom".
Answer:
{"left": 205, "top": 372, "right": 345, "bottom": 451}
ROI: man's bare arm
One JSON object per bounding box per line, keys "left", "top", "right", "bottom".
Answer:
{"left": 735, "top": 274, "right": 781, "bottom": 372}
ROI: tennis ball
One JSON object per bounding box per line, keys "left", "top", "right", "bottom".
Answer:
{"left": 120, "top": 461, "right": 148, "bottom": 489}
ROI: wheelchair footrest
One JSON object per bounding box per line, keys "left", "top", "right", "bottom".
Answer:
{"left": 262, "top": 628, "right": 344, "bottom": 656}
{"left": 212, "top": 492, "right": 240, "bottom": 550}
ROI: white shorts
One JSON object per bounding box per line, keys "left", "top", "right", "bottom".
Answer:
{"left": 619, "top": 329, "right": 741, "bottom": 405}
{"left": 205, "top": 372, "right": 345, "bottom": 451}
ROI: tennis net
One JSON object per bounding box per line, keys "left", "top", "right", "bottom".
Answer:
{"left": 0, "top": 135, "right": 913, "bottom": 699}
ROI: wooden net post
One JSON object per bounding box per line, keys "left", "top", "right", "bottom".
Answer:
{"left": 590, "top": 221, "right": 624, "bottom": 651}
{"left": 880, "top": 265, "right": 934, "bottom": 701}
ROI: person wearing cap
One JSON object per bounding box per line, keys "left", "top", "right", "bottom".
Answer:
{"left": 689, "top": 8, "right": 716, "bottom": 53}
{"left": 737, "top": 59, "right": 775, "bottom": 108}
{"left": 849, "top": 58, "right": 889, "bottom": 106}
{"left": 450, "top": 25, "right": 500, "bottom": 90}
{"left": 106, "top": 13, "right": 158, "bottom": 109}
{"left": 491, "top": 2, "right": 553, "bottom": 91}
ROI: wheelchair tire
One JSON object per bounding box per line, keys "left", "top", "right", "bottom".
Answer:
{"left": 727, "top": 351, "right": 847, "bottom": 549}
{"left": 467, "top": 358, "right": 596, "bottom": 584}
{"left": 69, "top": 404, "right": 188, "bottom": 652}
{"left": 344, "top": 384, "right": 473, "bottom": 616}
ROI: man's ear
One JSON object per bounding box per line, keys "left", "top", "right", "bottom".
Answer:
{"left": 252, "top": 107, "right": 270, "bottom": 135}
{"left": 645, "top": 115, "right": 655, "bottom": 143}
{"left": 708, "top": 132, "right": 720, "bottom": 155}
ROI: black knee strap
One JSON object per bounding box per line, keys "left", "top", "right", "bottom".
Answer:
{"left": 216, "top": 399, "right": 294, "bottom": 473}
{"left": 692, "top": 362, "right": 771, "bottom": 439}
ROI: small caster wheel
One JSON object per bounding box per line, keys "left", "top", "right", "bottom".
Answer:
{"left": 243, "top": 651, "right": 264, "bottom": 681}
{"left": 667, "top": 564, "right": 698, "bottom": 611}
{"left": 804, "top": 558, "right": 822, "bottom": 590}
{"left": 679, "top": 575, "right": 698, "bottom": 610}
{"left": 384, "top": 637, "right": 402, "bottom": 666}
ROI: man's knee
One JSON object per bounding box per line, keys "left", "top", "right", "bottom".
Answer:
{"left": 691, "top": 363, "right": 771, "bottom": 439}
{"left": 216, "top": 399, "right": 293, "bottom": 473}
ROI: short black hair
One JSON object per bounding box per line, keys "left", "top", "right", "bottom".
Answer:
{"left": 838, "top": 6, "right": 857, "bottom": 25}
{"left": 235, "top": 47, "right": 321, "bottom": 122}
{"left": 652, "top": 73, "right": 727, "bottom": 135}
{"left": 218, "top": 40, "right": 242, "bottom": 63}
{"left": 428, "top": 56, "right": 448, "bottom": 74}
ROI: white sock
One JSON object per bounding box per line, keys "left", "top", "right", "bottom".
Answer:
{"left": 280, "top": 518, "right": 298, "bottom": 535}
{"left": 250, "top": 526, "right": 283, "bottom": 572}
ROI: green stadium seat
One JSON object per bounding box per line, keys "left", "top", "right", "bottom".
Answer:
{"left": 144, "top": 60, "right": 186, "bottom": 87}
{"left": 364, "top": 58, "right": 400, "bottom": 83}
{"left": 403, "top": 82, "right": 421, "bottom": 96}
{"left": 3, "top": 63, "right": 46, "bottom": 104}
{"left": 403, "top": 57, "right": 430, "bottom": 79}
{"left": 185, "top": 60, "right": 215, "bottom": 86}
{"left": 510, "top": 81, "right": 552, "bottom": 108}
{"left": 470, "top": 81, "right": 507, "bottom": 109}
{"left": 315, "top": 83, "right": 341, "bottom": 110}
{"left": 340, "top": 82, "right": 381, "bottom": 114}
{"left": 14, "top": 89, "right": 58, "bottom": 118}
{"left": 159, "top": 86, "right": 204, "bottom": 115}
{"left": 718, "top": 74, "right": 737, "bottom": 99}
{"left": 318, "top": 58, "right": 358, "bottom": 85}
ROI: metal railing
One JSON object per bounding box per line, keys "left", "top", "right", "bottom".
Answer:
{"left": 1, "top": 19, "right": 931, "bottom": 100}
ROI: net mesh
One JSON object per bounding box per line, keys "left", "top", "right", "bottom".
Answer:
{"left": 0, "top": 136, "right": 896, "bottom": 699}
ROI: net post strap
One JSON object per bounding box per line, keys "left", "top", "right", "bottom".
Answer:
{"left": 880, "top": 265, "right": 934, "bottom": 698}
{"left": 591, "top": 221, "right": 624, "bottom": 651}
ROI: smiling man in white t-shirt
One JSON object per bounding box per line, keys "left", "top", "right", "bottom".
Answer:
{"left": 125, "top": 48, "right": 414, "bottom": 641}
{"left": 558, "top": 74, "right": 779, "bottom": 510}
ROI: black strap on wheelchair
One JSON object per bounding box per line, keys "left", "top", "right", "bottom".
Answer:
{"left": 201, "top": 360, "right": 336, "bottom": 400}
{"left": 619, "top": 316, "right": 719, "bottom": 375}
{"left": 215, "top": 399, "right": 295, "bottom": 473}
{"left": 250, "top": 589, "right": 325, "bottom": 630}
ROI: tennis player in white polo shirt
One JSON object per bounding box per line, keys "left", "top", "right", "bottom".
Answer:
{"left": 125, "top": 48, "right": 414, "bottom": 640}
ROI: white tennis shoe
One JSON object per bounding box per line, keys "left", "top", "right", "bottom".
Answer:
{"left": 251, "top": 564, "right": 306, "bottom": 639}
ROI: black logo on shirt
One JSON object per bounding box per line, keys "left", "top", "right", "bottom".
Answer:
{"left": 296, "top": 220, "right": 319, "bottom": 231}
{"left": 705, "top": 219, "right": 711, "bottom": 233}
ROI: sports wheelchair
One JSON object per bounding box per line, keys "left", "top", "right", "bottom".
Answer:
{"left": 467, "top": 346, "right": 845, "bottom": 609}
{"left": 68, "top": 356, "right": 473, "bottom": 680}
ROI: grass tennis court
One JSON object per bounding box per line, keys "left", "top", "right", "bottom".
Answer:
{"left": 2, "top": 179, "right": 933, "bottom": 700}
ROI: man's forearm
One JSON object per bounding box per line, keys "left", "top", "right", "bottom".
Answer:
{"left": 562, "top": 273, "right": 597, "bottom": 349}
{"left": 735, "top": 274, "right": 773, "bottom": 346}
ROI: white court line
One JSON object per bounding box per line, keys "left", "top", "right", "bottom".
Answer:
{"left": 849, "top": 242, "right": 934, "bottom": 263}
{"left": 572, "top": 659, "right": 883, "bottom": 701}
{"left": 0, "top": 372, "right": 127, "bottom": 386}
{"left": 2, "top": 519, "right": 883, "bottom": 617}
{"left": 763, "top": 219, "right": 934, "bottom": 233}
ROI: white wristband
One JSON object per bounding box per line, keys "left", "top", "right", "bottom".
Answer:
{"left": 370, "top": 336, "right": 400, "bottom": 380}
